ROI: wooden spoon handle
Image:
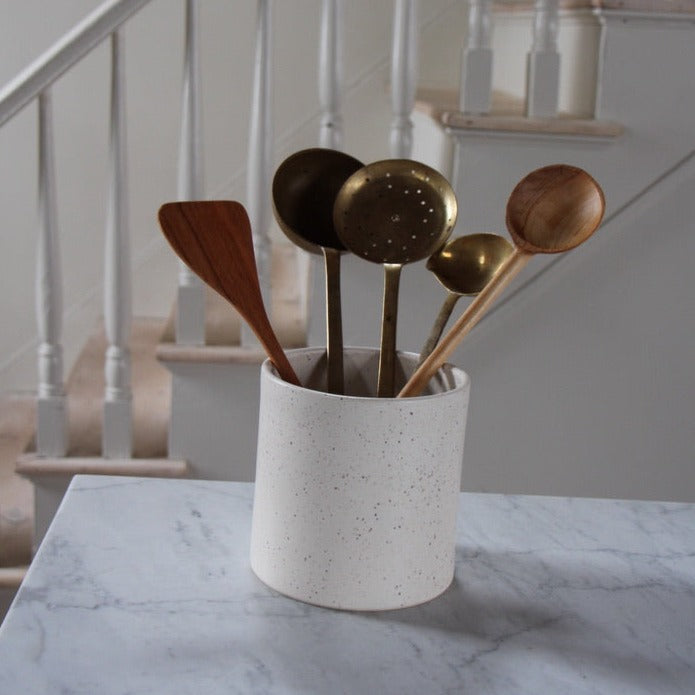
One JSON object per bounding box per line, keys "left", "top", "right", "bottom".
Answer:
{"left": 398, "top": 248, "right": 532, "bottom": 398}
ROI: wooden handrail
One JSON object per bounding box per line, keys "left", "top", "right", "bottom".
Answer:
{"left": 0, "top": 0, "right": 150, "bottom": 127}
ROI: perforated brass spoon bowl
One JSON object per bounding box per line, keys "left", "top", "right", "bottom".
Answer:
{"left": 418, "top": 233, "right": 514, "bottom": 365}
{"left": 334, "top": 159, "right": 457, "bottom": 397}
{"left": 400, "top": 164, "right": 605, "bottom": 398}
{"left": 272, "top": 148, "right": 363, "bottom": 394}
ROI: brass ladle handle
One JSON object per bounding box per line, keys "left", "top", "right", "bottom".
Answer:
{"left": 324, "top": 248, "right": 344, "bottom": 394}
{"left": 399, "top": 248, "right": 532, "bottom": 398}
{"left": 378, "top": 264, "right": 402, "bottom": 398}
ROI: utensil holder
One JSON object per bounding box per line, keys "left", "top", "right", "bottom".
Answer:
{"left": 250, "top": 347, "right": 470, "bottom": 611}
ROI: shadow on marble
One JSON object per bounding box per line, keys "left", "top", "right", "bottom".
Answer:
{"left": 356, "top": 543, "right": 694, "bottom": 692}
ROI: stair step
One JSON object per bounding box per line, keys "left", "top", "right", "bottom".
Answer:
{"left": 415, "top": 87, "right": 624, "bottom": 139}
{"left": 158, "top": 241, "right": 307, "bottom": 364}
{"left": 0, "top": 393, "right": 34, "bottom": 567}
{"left": 64, "top": 316, "right": 171, "bottom": 459}
{"left": 16, "top": 454, "right": 187, "bottom": 479}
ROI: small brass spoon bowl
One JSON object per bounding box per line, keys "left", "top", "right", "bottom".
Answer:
{"left": 419, "top": 233, "right": 513, "bottom": 364}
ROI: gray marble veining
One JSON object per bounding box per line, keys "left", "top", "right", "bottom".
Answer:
{"left": 0, "top": 475, "right": 693, "bottom": 694}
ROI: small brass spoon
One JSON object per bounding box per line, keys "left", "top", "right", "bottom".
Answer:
{"left": 272, "top": 148, "right": 363, "bottom": 394}
{"left": 334, "top": 159, "right": 457, "bottom": 397}
{"left": 419, "top": 233, "right": 514, "bottom": 365}
{"left": 399, "top": 164, "right": 605, "bottom": 398}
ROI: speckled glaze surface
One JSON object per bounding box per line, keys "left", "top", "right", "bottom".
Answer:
{"left": 250, "top": 347, "right": 470, "bottom": 611}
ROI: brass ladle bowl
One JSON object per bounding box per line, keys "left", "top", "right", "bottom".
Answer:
{"left": 272, "top": 148, "right": 363, "bottom": 394}
{"left": 400, "top": 164, "right": 605, "bottom": 398}
{"left": 419, "top": 233, "right": 513, "bottom": 364}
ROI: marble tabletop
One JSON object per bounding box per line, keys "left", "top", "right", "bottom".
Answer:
{"left": 0, "top": 475, "right": 693, "bottom": 694}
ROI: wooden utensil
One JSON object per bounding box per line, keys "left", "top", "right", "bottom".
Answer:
{"left": 158, "top": 200, "right": 301, "bottom": 386}
{"left": 272, "top": 148, "right": 363, "bottom": 394}
{"left": 334, "top": 159, "right": 457, "bottom": 397}
{"left": 418, "top": 233, "right": 513, "bottom": 365}
{"left": 399, "top": 164, "right": 605, "bottom": 398}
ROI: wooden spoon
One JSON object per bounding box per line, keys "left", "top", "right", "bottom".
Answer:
{"left": 399, "top": 164, "right": 605, "bottom": 398}
{"left": 334, "top": 159, "right": 457, "bottom": 397}
{"left": 158, "top": 200, "right": 301, "bottom": 386}
{"left": 418, "top": 233, "right": 513, "bottom": 365}
{"left": 272, "top": 148, "right": 363, "bottom": 394}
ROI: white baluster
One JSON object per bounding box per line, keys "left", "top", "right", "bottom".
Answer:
{"left": 319, "top": 0, "right": 343, "bottom": 149}
{"left": 390, "top": 0, "right": 419, "bottom": 158}
{"left": 245, "top": 0, "right": 273, "bottom": 347}
{"left": 460, "top": 0, "right": 493, "bottom": 114}
{"left": 176, "top": 0, "right": 205, "bottom": 345}
{"left": 526, "top": 0, "right": 560, "bottom": 118}
{"left": 103, "top": 30, "right": 132, "bottom": 458}
{"left": 36, "top": 90, "right": 67, "bottom": 457}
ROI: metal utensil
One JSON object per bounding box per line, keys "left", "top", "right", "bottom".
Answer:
{"left": 399, "top": 164, "right": 605, "bottom": 398}
{"left": 272, "top": 148, "right": 363, "bottom": 394}
{"left": 158, "top": 200, "right": 301, "bottom": 386}
{"left": 418, "top": 233, "right": 514, "bottom": 365}
{"left": 334, "top": 159, "right": 457, "bottom": 397}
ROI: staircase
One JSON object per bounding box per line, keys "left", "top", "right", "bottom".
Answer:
{"left": 2, "top": 0, "right": 695, "bottom": 619}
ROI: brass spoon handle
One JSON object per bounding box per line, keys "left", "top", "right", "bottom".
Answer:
{"left": 378, "top": 264, "right": 402, "bottom": 398}
{"left": 417, "top": 291, "right": 460, "bottom": 367}
{"left": 399, "top": 248, "right": 532, "bottom": 398}
{"left": 324, "top": 248, "right": 344, "bottom": 394}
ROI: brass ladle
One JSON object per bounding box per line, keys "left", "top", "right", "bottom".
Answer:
{"left": 334, "top": 159, "right": 457, "bottom": 397}
{"left": 418, "top": 233, "right": 514, "bottom": 365}
{"left": 272, "top": 148, "right": 363, "bottom": 394}
{"left": 399, "top": 164, "right": 605, "bottom": 398}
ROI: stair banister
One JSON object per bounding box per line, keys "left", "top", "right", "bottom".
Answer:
{"left": 103, "top": 29, "right": 133, "bottom": 459}
{"left": 245, "top": 0, "right": 274, "bottom": 347}
{"left": 175, "top": 0, "right": 206, "bottom": 346}
{"left": 526, "top": 0, "right": 560, "bottom": 117}
{"left": 0, "top": 0, "right": 150, "bottom": 127}
{"left": 390, "top": 0, "right": 419, "bottom": 158}
{"left": 460, "top": 0, "right": 493, "bottom": 114}
{"left": 319, "top": 0, "right": 344, "bottom": 150}
{"left": 36, "top": 90, "right": 67, "bottom": 458}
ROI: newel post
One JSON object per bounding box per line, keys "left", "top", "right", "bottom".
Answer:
{"left": 526, "top": 0, "right": 560, "bottom": 118}
{"left": 460, "top": 0, "right": 493, "bottom": 114}
{"left": 318, "top": 0, "right": 344, "bottom": 150}
{"left": 245, "top": 0, "right": 274, "bottom": 346}
{"left": 390, "top": 0, "right": 419, "bottom": 158}
{"left": 175, "top": 0, "right": 205, "bottom": 345}
{"left": 36, "top": 90, "right": 68, "bottom": 457}
{"left": 102, "top": 29, "right": 133, "bottom": 458}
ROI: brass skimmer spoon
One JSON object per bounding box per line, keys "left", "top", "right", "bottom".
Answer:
{"left": 272, "top": 148, "right": 363, "bottom": 394}
{"left": 418, "top": 233, "right": 514, "bottom": 365}
{"left": 399, "top": 164, "right": 605, "bottom": 398}
{"left": 158, "top": 200, "right": 301, "bottom": 387}
{"left": 334, "top": 159, "right": 457, "bottom": 397}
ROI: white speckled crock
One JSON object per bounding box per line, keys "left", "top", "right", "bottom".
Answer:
{"left": 250, "top": 347, "right": 470, "bottom": 611}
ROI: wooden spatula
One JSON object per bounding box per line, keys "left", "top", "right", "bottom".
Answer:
{"left": 158, "top": 200, "right": 301, "bottom": 386}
